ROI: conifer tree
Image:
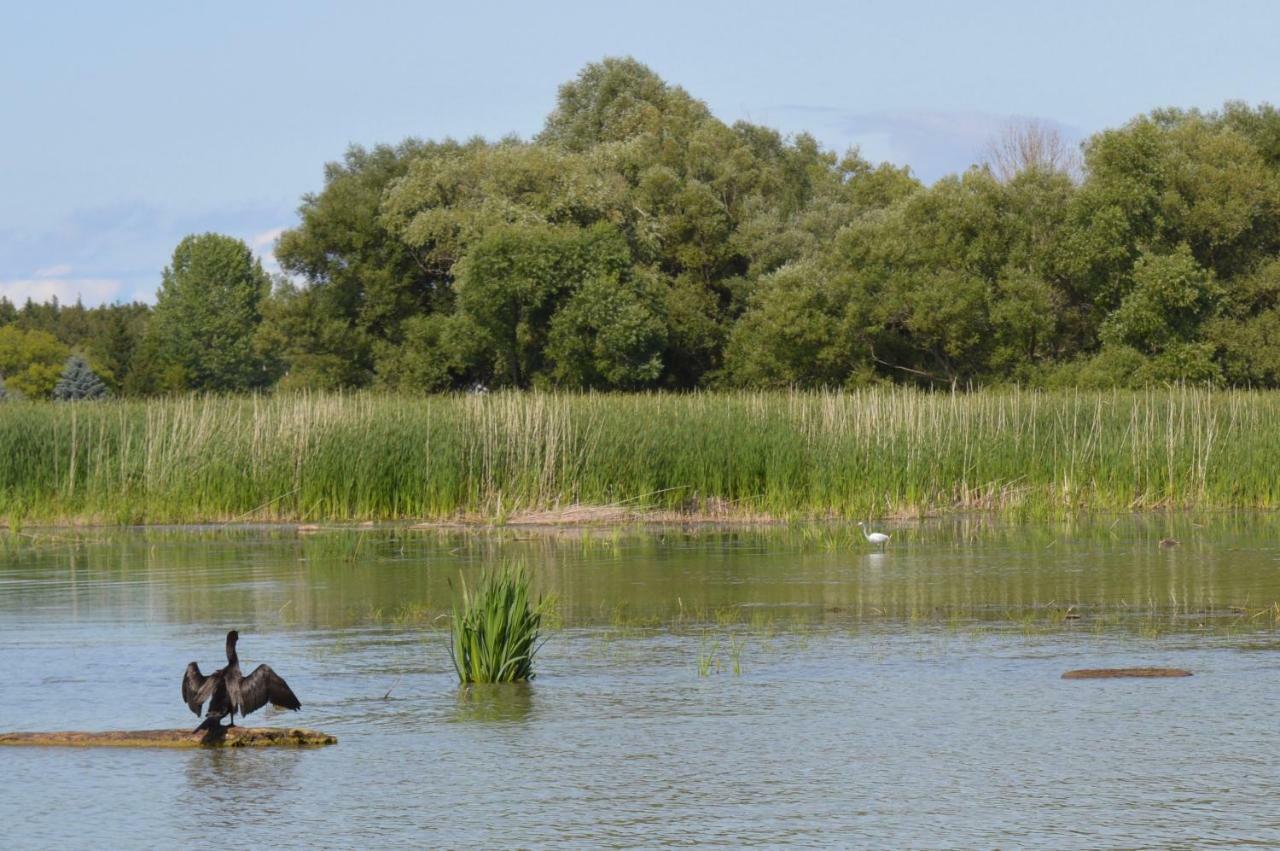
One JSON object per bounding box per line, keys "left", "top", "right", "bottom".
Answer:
{"left": 52, "top": 355, "right": 109, "bottom": 401}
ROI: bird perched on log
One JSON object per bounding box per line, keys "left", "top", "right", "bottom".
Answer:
{"left": 182, "top": 630, "right": 301, "bottom": 734}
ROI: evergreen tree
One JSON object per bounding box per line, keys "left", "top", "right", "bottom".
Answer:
{"left": 52, "top": 355, "right": 109, "bottom": 401}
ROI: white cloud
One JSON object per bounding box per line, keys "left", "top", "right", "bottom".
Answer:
{"left": 248, "top": 226, "right": 287, "bottom": 275}
{"left": 763, "top": 105, "right": 1083, "bottom": 183}
{"left": 0, "top": 276, "right": 125, "bottom": 307}
{"left": 33, "top": 263, "right": 73, "bottom": 278}
{"left": 250, "top": 227, "right": 286, "bottom": 250}
{"left": 126, "top": 283, "right": 159, "bottom": 305}
{"left": 1, "top": 199, "right": 298, "bottom": 310}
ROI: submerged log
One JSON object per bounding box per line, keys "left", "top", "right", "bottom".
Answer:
{"left": 1061, "top": 667, "right": 1192, "bottom": 680}
{"left": 0, "top": 727, "right": 337, "bottom": 749}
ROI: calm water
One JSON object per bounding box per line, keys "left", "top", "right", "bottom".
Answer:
{"left": 2, "top": 515, "right": 1279, "bottom": 848}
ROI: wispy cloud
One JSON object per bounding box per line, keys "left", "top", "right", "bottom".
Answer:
{"left": 250, "top": 227, "right": 286, "bottom": 251}
{"left": 762, "top": 106, "right": 1084, "bottom": 183}
{"left": 249, "top": 226, "right": 287, "bottom": 275}
{"left": 0, "top": 271, "right": 126, "bottom": 306}
{"left": 33, "top": 263, "right": 73, "bottom": 278}
{"left": 0, "top": 200, "right": 297, "bottom": 307}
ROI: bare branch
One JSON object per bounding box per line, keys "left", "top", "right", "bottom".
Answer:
{"left": 983, "top": 118, "right": 1081, "bottom": 182}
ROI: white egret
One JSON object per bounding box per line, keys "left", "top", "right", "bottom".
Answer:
{"left": 857, "top": 522, "right": 890, "bottom": 550}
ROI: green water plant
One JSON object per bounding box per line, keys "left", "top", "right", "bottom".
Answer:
{"left": 449, "top": 562, "right": 546, "bottom": 683}
{"left": 697, "top": 634, "right": 721, "bottom": 676}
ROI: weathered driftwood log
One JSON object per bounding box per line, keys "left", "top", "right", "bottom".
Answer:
{"left": 0, "top": 727, "right": 337, "bottom": 748}
{"left": 1061, "top": 667, "right": 1192, "bottom": 680}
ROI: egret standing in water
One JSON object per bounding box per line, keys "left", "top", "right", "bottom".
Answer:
{"left": 857, "top": 522, "right": 891, "bottom": 550}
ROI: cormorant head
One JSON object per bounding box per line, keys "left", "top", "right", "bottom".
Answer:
{"left": 227, "top": 629, "right": 239, "bottom": 645}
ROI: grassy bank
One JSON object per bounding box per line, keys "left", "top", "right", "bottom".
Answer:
{"left": 0, "top": 388, "right": 1276, "bottom": 525}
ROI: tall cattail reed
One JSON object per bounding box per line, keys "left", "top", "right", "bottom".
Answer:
{"left": 0, "top": 387, "right": 1276, "bottom": 524}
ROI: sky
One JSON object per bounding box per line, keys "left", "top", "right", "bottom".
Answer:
{"left": 3, "top": 0, "right": 1278, "bottom": 307}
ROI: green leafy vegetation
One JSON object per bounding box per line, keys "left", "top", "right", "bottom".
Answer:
{"left": 449, "top": 562, "right": 546, "bottom": 683}
{"left": 0, "top": 326, "right": 69, "bottom": 399}
{"left": 5, "top": 60, "right": 1280, "bottom": 393}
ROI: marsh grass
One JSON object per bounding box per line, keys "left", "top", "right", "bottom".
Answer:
{"left": 389, "top": 601, "right": 437, "bottom": 626}
{"left": 449, "top": 562, "right": 548, "bottom": 684}
{"left": 606, "top": 603, "right": 661, "bottom": 636}
{"left": 697, "top": 633, "right": 722, "bottom": 676}
{"left": 694, "top": 626, "right": 752, "bottom": 676}
{"left": 2, "top": 387, "right": 1279, "bottom": 525}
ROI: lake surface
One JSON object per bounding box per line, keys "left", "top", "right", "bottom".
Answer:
{"left": 2, "top": 515, "right": 1279, "bottom": 848}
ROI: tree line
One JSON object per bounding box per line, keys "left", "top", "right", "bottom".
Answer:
{"left": 3, "top": 57, "right": 1280, "bottom": 399}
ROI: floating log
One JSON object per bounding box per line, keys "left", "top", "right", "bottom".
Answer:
{"left": 0, "top": 727, "right": 337, "bottom": 749}
{"left": 1061, "top": 667, "right": 1192, "bottom": 680}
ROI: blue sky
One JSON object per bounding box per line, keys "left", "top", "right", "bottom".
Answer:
{"left": 3, "top": 0, "right": 1278, "bottom": 306}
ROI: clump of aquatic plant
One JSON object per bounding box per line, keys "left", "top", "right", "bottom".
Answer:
{"left": 697, "top": 633, "right": 721, "bottom": 677}
{"left": 696, "top": 630, "right": 748, "bottom": 676}
{"left": 728, "top": 633, "right": 746, "bottom": 675}
{"left": 449, "top": 562, "right": 546, "bottom": 683}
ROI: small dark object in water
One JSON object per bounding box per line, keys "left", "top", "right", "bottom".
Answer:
{"left": 1061, "top": 667, "right": 1192, "bottom": 679}
{"left": 1159, "top": 538, "right": 1180, "bottom": 548}
{"left": 182, "top": 630, "right": 301, "bottom": 733}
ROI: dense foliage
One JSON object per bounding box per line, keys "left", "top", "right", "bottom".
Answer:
{"left": 4, "top": 59, "right": 1280, "bottom": 393}
{"left": 148, "top": 233, "right": 273, "bottom": 392}
{"left": 0, "top": 298, "right": 149, "bottom": 398}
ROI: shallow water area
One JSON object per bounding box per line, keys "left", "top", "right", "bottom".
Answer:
{"left": 2, "top": 515, "right": 1280, "bottom": 848}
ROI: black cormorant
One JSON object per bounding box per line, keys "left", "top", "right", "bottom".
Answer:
{"left": 182, "top": 630, "right": 301, "bottom": 733}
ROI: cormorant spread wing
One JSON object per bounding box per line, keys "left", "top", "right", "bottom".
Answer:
{"left": 238, "top": 664, "right": 302, "bottom": 716}
{"left": 182, "top": 662, "right": 213, "bottom": 715}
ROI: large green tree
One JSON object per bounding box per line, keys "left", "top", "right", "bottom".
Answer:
{"left": 150, "top": 233, "right": 271, "bottom": 392}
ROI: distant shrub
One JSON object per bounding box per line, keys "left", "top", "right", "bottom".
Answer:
{"left": 0, "top": 327, "right": 68, "bottom": 399}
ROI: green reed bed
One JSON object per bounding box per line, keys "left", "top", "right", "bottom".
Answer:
{"left": 1, "top": 388, "right": 1279, "bottom": 525}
